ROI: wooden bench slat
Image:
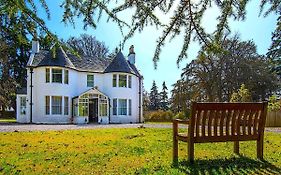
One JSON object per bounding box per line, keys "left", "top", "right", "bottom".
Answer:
{"left": 173, "top": 102, "right": 268, "bottom": 163}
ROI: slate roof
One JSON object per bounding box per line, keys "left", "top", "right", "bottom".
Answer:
{"left": 27, "top": 48, "right": 141, "bottom": 76}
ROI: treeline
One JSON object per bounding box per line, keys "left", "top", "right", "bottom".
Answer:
{"left": 144, "top": 36, "right": 281, "bottom": 121}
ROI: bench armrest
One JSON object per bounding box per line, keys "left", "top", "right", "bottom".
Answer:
{"left": 173, "top": 119, "right": 189, "bottom": 125}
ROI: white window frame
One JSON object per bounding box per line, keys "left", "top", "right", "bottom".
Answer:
{"left": 45, "top": 96, "right": 50, "bottom": 115}
{"left": 52, "top": 68, "right": 63, "bottom": 83}
{"left": 51, "top": 96, "right": 62, "bottom": 115}
{"left": 87, "top": 74, "right": 94, "bottom": 87}
{"left": 118, "top": 99, "right": 127, "bottom": 116}
{"left": 20, "top": 96, "right": 27, "bottom": 115}
{"left": 64, "top": 70, "right": 69, "bottom": 84}
{"left": 64, "top": 96, "right": 69, "bottom": 115}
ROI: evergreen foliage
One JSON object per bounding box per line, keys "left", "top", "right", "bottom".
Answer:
{"left": 160, "top": 81, "right": 169, "bottom": 110}
{"left": 149, "top": 81, "right": 160, "bottom": 110}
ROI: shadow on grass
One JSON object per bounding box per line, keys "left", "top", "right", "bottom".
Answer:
{"left": 173, "top": 156, "right": 281, "bottom": 174}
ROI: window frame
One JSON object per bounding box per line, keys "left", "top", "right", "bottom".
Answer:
{"left": 113, "top": 98, "right": 117, "bottom": 115}
{"left": 46, "top": 68, "right": 50, "bottom": 83}
{"left": 87, "top": 74, "right": 94, "bottom": 87}
{"left": 64, "top": 96, "right": 69, "bottom": 115}
{"left": 118, "top": 74, "right": 127, "bottom": 88}
{"left": 128, "top": 75, "right": 132, "bottom": 88}
{"left": 51, "top": 96, "right": 62, "bottom": 115}
{"left": 20, "top": 96, "right": 27, "bottom": 115}
{"left": 118, "top": 99, "right": 127, "bottom": 115}
{"left": 128, "top": 99, "right": 132, "bottom": 116}
{"left": 113, "top": 74, "right": 117, "bottom": 87}
{"left": 64, "top": 70, "right": 69, "bottom": 84}
{"left": 45, "top": 96, "right": 50, "bottom": 115}
{"left": 52, "top": 68, "right": 63, "bottom": 83}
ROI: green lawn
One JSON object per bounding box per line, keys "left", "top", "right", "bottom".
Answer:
{"left": 0, "top": 128, "right": 280, "bottom": 174}
{"left": 0, "top": 119, "right": 16, "bottom": 123}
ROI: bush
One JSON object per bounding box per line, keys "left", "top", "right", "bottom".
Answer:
{"left": 173, "top": 111, "right": 188, "bottom": 120}
{"left": 144, "top": 110, "right": 174, "bottom": 122}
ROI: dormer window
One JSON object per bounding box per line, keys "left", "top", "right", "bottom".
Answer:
{"left": 52, "top": 69, "right": 62, "bottom": 83}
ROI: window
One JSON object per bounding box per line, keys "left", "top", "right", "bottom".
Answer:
{"left": 119, "top": 75, "right": 127, "bottom": 87}
{"left": 99, "top": 97, "right": 107, "bottom": 116}
{"left": 87, "top": 74, "right": 94, "bottom": 87}
{"left": 64, "top": 70, "right": 69, "bottom": 84}
{"left": 45, "top": 96, "right": 50, "bottom": 115}
{"left": 113, "top": 74, "right": 117, "bottom": 87}
{"left": 20, "top": 97, "right": 27, "bottom": 115}
{"left": 52, "top": 69, "right": 62, "bottom": 83}
{"left": 64, "top": 96, "right": 69, "bottom": 115}
{"left": 52, "top": 96, "right": 62, "bottom": 115}
{"left": 46, "top": 68, "right": 50, "bottom": 83}
{"left": 128, "top": 75, "right": 132, "bottom": 88}
{"left": 118, "top": 99, "right": 127, "bottom": 115}
{"left": 128, "top": 99, "right": 132, "bottom": 116}
{"left": 113, "top": 99, "right": 117, "bottom": 115}
{"left": 78, "top": 95, "right": 88, "bottom": 116}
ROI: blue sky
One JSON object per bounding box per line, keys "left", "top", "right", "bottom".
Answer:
{"left": 38, "top": 0, "right": 278, "bottom": 96}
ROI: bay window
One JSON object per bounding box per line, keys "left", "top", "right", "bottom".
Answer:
{"left": 113, "top": 74, "right": 117, "bottom": 87}
{"left": 64, "top": 96, "right": 69, "bottom": 115}
{"left": 46, "top": 68, "right": 50, "bottom": 83}
{"left": 64, "top": 70, "right": 69, "bottom": 84}
{"left": 52, "top": 96, "right": 62, "bottom": 115}
{"left": 113, "top": 99, "right": 117, "bottom": 115}
{"left": 118, "top": 99, "right": 127, "bottom": 115}
{"left": 118, "top": 75, "right": 127, "bottom": 87}
{"left": 52, "top": 69, "right": 62, "bottom": 83}
{"left": 45, "top": 96, "right": 50, "bottom": 115}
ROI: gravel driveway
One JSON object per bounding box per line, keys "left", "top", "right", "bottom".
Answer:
{"left": 0, "top": 123, "right": 280, "bottom": 133}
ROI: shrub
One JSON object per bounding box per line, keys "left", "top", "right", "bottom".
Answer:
{"left": 144, "top": 110, "right": 174, "bottom": 122}
{"left": 173, "top": 111, "right": 189, "bottom": 120}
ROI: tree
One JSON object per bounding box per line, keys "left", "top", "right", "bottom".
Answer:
{"left": 0, "top": 39, "right": 17, "bottom": 111}
{"left": 230, "top": 84, "right": 252, "bottom": 102}
{"left": 160, "top": 81, "right": 169, "bottom": 110}
{"left": 149, "top": 81, "right": 160, "bottom": 110}
{"left": 268, "top": 95, "right": 281, "bottom": 111}
{"left": 1, "top": 1, "right": 280, "bottom": 67}
{"left": 66, "top": 34, "right": 109, "bottom": 58}
{"left": 142, "top": 90, "right": 150, "bottom": 111}
{"left": 180, "top": 36, "right": 280, "bottom": 102}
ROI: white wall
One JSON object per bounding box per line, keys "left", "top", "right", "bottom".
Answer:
{"left": 19, "top": 66, "right": 143, "bottom": 124}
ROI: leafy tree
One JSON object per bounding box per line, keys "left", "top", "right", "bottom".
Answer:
{"left": 170, "top": 80, "right": 191, "bottom": 114}
{"left": 66, "top": 34, "right": 109, "bottom": 58}
{"left": 230, "top": 84, "right": 252, "bottom": 102}
{"left": 268, "top": 95, "right": 281, "bottom": 111}
{"left": 149, "top": 81, "right": 160, "bottom": 110}
{"left": 181, "top": 36, "right": 279, "bottom": 102}
{"left": 160, "top": 81, "right": 169, "bottom": 110}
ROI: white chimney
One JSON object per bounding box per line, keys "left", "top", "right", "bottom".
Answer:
{"left": 32, "top": 40, "right": 40, "bottom": 53}
{"left": 128, "top": 45, "right": 135, "bottom": 64}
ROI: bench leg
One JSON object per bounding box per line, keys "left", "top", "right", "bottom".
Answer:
{"left": 234, "top": 141, "right": 239, "bottom": 155}
{"left": 173, "top": 122, "right": 178, "bottom": 163}
{"left": 173, "top": 136, "right": 178, "bottom": 163}
{"left": 257, "top": 138, "right": 264, "bottom": 160}
{"left": 188, "top": 141, "right": 194, "bottom": 163}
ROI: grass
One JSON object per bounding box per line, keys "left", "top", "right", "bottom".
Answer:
{"left": 0, "top": 128, "right": 280, "bottom": 174}
{"left": 0, "top": 118, "right": 16, "bottom": 123}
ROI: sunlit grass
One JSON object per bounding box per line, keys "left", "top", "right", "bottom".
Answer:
{"left": 0, "top": 128, "right": 280, "bottom": 174}
{"left": 0, "top": 119, "right": 16, "bottom": 123}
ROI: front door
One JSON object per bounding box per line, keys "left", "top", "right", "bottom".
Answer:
{"left": 89, "top": 98, "right": 98, "bottom": 123}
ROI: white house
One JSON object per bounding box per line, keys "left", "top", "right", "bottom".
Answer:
{"left": 16, "top": 40, "right": 143, "bottom": 124}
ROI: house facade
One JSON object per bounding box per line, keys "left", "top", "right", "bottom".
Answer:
{"left": 16, "top": 41, "right": 143, "bottom": 124}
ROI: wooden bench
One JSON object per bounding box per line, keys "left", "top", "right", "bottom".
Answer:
{"left": 173, "top": 102, "right": 268, "bottom": 163}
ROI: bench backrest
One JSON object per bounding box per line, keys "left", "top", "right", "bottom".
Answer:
{"left": 188, "top": 102, "right": 268, "bottom": 143}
